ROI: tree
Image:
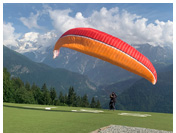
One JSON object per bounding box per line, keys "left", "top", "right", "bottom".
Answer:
{"left": 54, "top": 99, "right": 60, "bottom": 106}
{"left": 81, "top": 94, "right": 89, "bottom": 107}
{"left": 2, "top": 69, "right": 102, "bottom": 108}
{"left": 41, "top": 83, "right": 47, "bottom": 92}
{"left": 67, "top": 86, "right": 76, "bottom": 106}
{"left": 15, "top": 86, "right": 35, "bottom": 104}
{"left": 90, "top": 97, "right": 96, "bottom": 108}
{"left": 31, "top": 83, "right": 43, "bottom": 104}
{"left": 59, "top": 91, "right": 65, "bottom": 103}
{"left": 25, "top": 82, "right": 31, "bottom": 91}
{"left": 3, "top": 68, "right": 14, "bottom": 102}
{"left": 64, "top": 94, "right": 68, "bottom": 105}
{"left": 96, "top": 100, "right": 101, "bottom": 108}
{"left": 41, "top": 83, "right": 51, "bottom": 105}
{"left": 75, "top": 96, "right": 81, "bottom": 107}
{"left": 11, "top": 77, "right": 24, "bottom": 90}
{"left": 50, "top": 87, "right": 57, "bottom": 105}
{"left": 11, "top": 77, "right": 25, "bottom": 103}
{"left": 43, "top": 91, "right": 51, "bottom": 105}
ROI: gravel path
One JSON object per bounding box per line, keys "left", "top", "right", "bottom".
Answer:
{"left": 92, "top": 125, "right": 172, "bottom": 133}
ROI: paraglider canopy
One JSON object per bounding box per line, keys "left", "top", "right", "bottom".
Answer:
{"left": 53, "top": 27, "right": 157, "bottom": 85}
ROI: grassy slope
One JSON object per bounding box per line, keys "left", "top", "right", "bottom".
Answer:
{"left": 3, "top": 103, "right": 173, "bottom": 133}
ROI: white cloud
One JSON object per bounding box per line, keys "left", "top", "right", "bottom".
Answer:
{"left": 48, "top": 7, "right": 173, "bottom": 48}
{"left": 3, "top": 21, "right": 57, "bottom": 53}
{"left": 20, "top": 12, "right": 43, "bottom": 30}
{"left": 3, "top": 22, "right": 20, "bottom": 48}
{"left": 4, "top": 6, "right": 173, "bottom": 54}
{"left": 48, "top": 8, "right": 91, "bottom": 33}
{"left": 16, "top": 31, "right": 57, "bottom": 53}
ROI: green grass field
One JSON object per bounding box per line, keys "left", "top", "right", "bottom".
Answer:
{"left": 3, "top": 103, "right": 173, "bottom": 133}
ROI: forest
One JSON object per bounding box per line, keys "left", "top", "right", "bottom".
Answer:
{"left": 3, "top": 68, "right": 101, "bottom": 108}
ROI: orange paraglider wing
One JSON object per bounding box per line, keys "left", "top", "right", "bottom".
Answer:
{"left": 53, "top": 28, "right": 157, "bottom": 84}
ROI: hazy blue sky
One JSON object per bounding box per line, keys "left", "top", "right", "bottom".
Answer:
{"left": 3, "top": 3, "right": 173, "bottom": 52}
{"left": 3, "top": 3, "right": 173, "bottom": 33}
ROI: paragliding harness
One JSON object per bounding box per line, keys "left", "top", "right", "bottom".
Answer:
{"left": 109, "top": 93, "right": 117, "bottom": 110}
{"left": 109, "top": 99, "right": 115, "bottom": 110}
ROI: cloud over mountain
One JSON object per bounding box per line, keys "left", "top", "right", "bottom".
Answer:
{"left": 3, "top": 22, "right": 21, "bottom": 48}
{"left": 3, "top": 5, "right": 173, "bottom": 54}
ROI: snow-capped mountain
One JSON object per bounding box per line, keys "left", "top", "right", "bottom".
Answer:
{"left": 17, "top": 42, "right": 172, "bottom": 86}
{"left": 5, "top": 35, "right": 173, "bottom": 86}
{"left": 131, "top": 44, "right": 173, "bottom": 64}
{"left": 5, "top": 31, "right": 58, "bottom": 63}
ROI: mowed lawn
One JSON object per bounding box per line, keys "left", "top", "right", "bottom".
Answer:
{"left": 3, "top": 103, "right": 173, "bottom": 133}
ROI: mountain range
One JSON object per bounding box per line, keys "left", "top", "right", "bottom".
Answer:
{"left": 117, "top": 64, "right": 173, "bottom": 113}
{"left": 23, "top": 43, "right": 173, "bottom": 86}
{"left": 3, "top": 46, "right": 96, "bottom": 97}
{"left": 3, "top": 43, "right": 173, "bottom": 113}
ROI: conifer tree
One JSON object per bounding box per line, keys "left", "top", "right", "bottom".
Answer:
{"left": 41, "top": 83, "right": 51, "bottom": 105}
{"left": 67, "top": 86, "right": 77, "bottom": 106}
{"left": 75, "top": 96, "right": 81, "bottom": 107}
{"left": 81, "top": 94, "right": 89, "bottom": 107}
{"left": 3, "top": 68, "right": 102, "bottom": 108}
{"left": 31, "top": 83, "right": 43, "bottom": 104}
{"left": 3, "top": 68, "right": 14, "bottom": 102}
{"left": 96, "top": 100, "right": 101, "bottom": 108}
{"left": 41, "top": 83, "right": 47, "bottom": 92}
{"left": 59, "top": 91, "right": 64, "bottom": 103}
{"left": 50, "top": 87, "right": 57, "bottom": 105}
{"left": 90, "top": 97, "right": 96, "bottom": 108}
{"left": 25, "top": 82, "right": 31, "bottom": 91}
{"left": 64, "top": 94, "right": 68, "bottom": 105}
